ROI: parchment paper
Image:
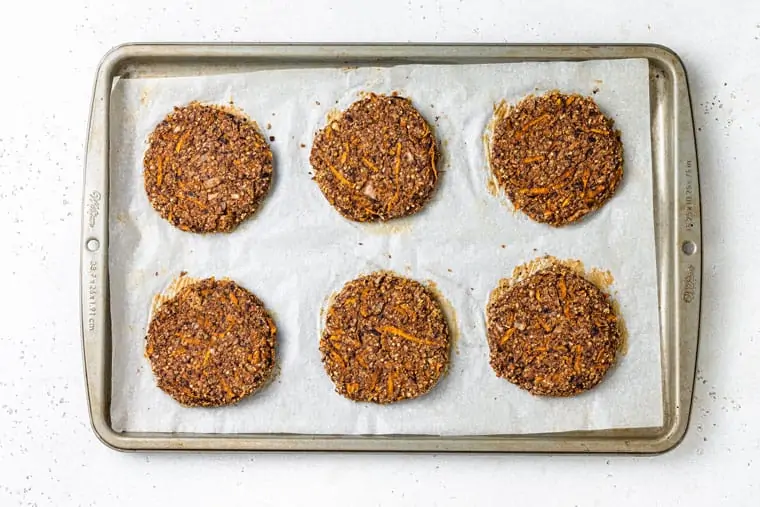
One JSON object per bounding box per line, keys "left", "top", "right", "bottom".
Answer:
{"left": 109, "top": 59, "right": 662, "bottom": 435}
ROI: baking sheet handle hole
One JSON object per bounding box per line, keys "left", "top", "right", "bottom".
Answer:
{"left": 681, "top": 240, "right": 697, "bottom": 256}
{"left": 86, "top": 238, "right": 100, "bottom": 252}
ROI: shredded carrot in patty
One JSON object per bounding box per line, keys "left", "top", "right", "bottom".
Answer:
{"left": 174, "top": 131, "right": 191, "bottom": 153}
{"left": 327, "top": 163, "right": 352, "bottom": 187}
{"left": 520, "top": 187, "right": 550, "bottom": 196}
{"left": 156, "top": 157, "right": 164, "bottom": 186}
{"left": 500, "top": 328, "right": 515, "bottom": 344}
{"left": 378, "top": 325, "right": 438, "bottom": 346}
{"left": 521, "top": 113, "right": 551, "bottom": 132}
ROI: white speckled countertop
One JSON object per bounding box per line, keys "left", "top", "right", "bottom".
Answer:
{"left": 0, "top": 1, "right": 757, "bottom": 505}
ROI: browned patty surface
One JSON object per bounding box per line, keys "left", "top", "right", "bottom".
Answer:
{"left": 320, "top": 272, "right": 450, "bottom": 403}
{"left": 146, "top": 278, "right": 277, "bottom": 407}
{"left": 486, "top": 264, "right": 621, "bottom": 396}
{"left": 489, "top": 91, "right": 623, "bottom": 226}
{"left": 143, "top": 102, "right": 273, "bottom": 233}
{"left": 310, "top": 94, "right": 439, "bottom": 222}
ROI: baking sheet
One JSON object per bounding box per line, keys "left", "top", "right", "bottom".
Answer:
{"left": 108, "top": 58, "right": 662, "bottom": 435}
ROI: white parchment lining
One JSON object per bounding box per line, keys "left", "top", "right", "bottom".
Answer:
{"left": 109, "top": 59, "right": 662, "bottom": 435}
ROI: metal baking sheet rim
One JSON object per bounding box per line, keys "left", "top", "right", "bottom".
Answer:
{"left": 80, "top": 43, "right": 702, "bottom": 453}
